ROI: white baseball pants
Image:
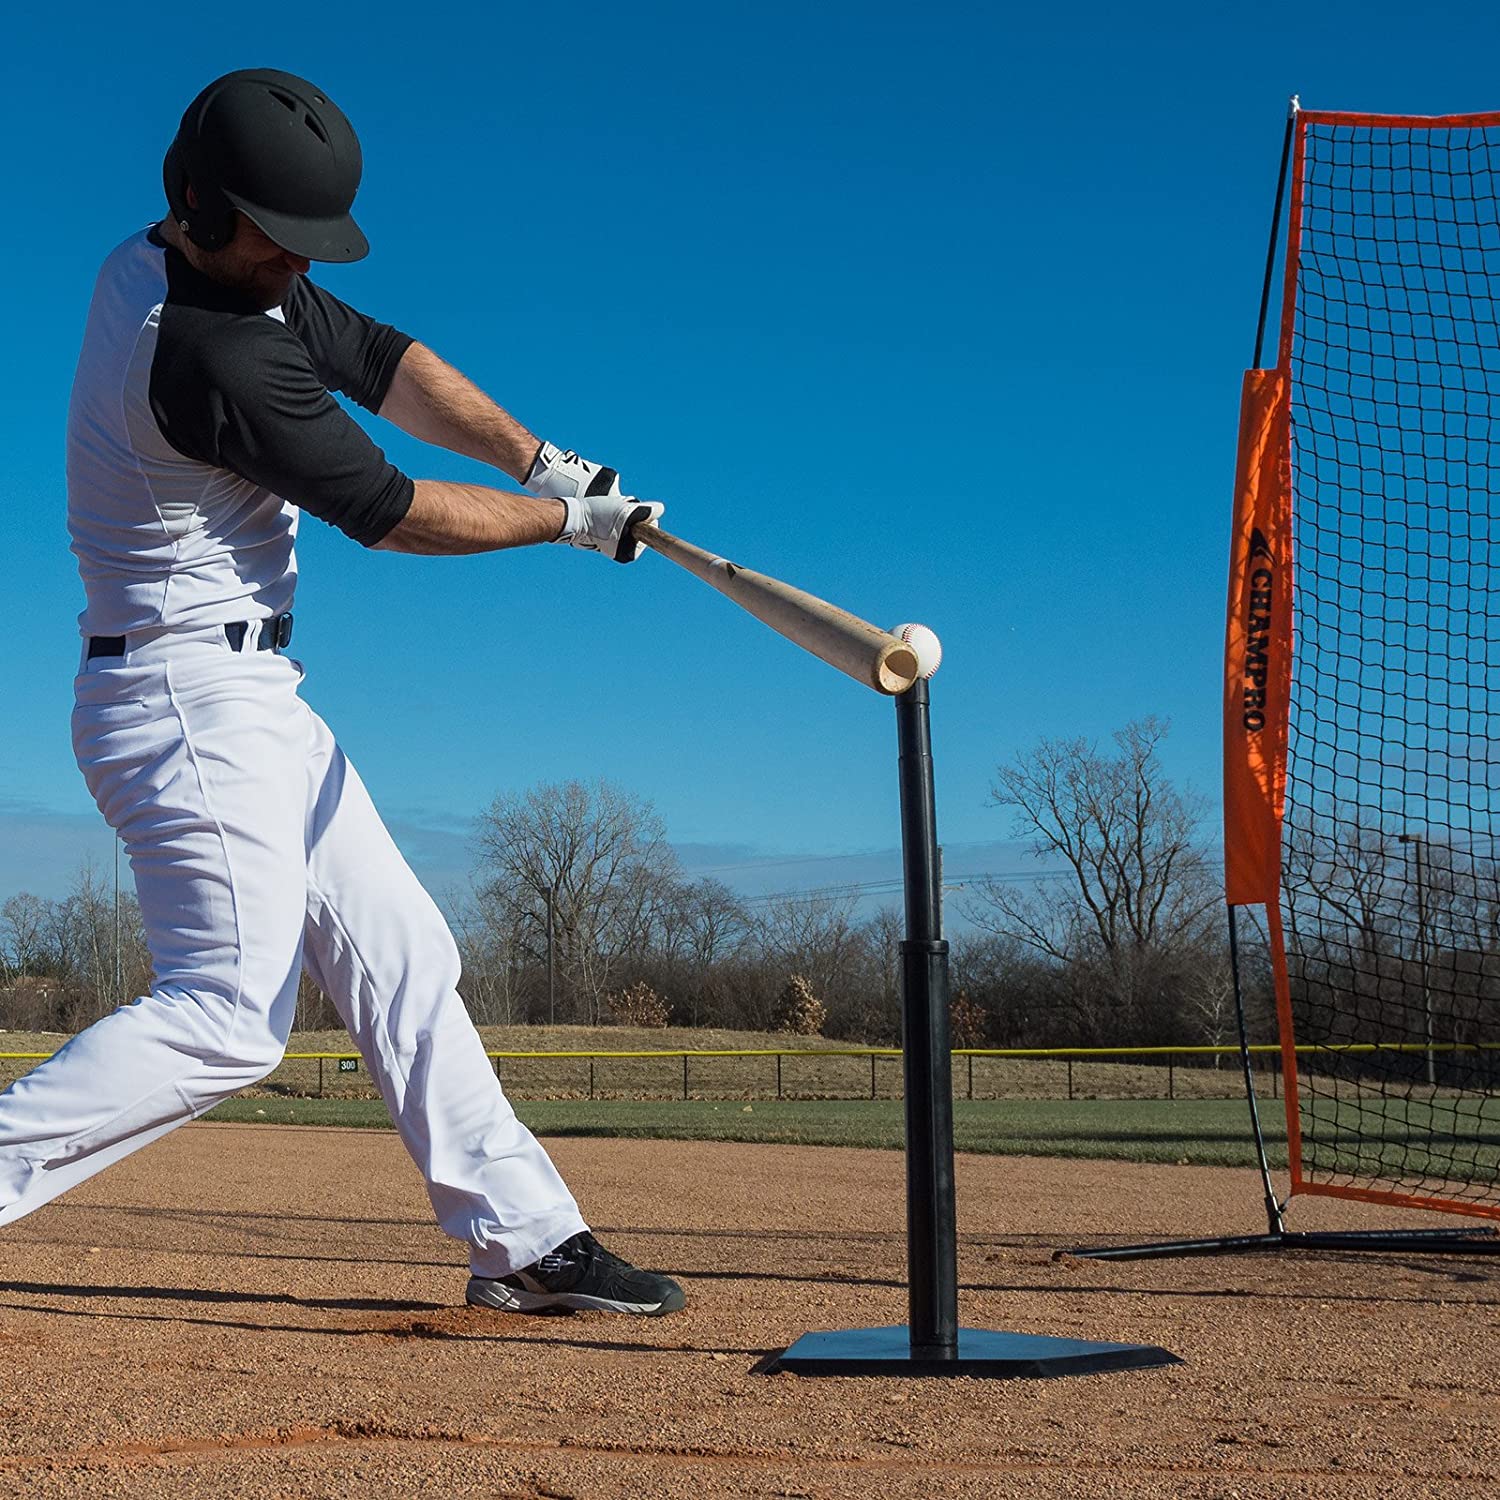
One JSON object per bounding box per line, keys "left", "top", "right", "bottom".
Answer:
{"left": 0, "top": 628, "right": 586, "bottom": 1276}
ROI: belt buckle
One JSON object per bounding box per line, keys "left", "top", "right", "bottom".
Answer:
{"left": 273, "top": 613, "right": 294, "bottom": 651}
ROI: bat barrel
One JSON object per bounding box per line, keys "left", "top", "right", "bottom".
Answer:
{"left": 875, "top": 641, "right": 921, "bottom": 695}
{"left": 633, "top": 523, "right": 920, "bottom": 695}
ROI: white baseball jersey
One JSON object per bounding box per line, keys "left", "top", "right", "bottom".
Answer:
{"left": 67, "top": 226, "right": 414, "bottom": 636}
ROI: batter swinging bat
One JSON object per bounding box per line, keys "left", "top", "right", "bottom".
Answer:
{"left": 631, "top": 524, "right": 920, "bottom": 695}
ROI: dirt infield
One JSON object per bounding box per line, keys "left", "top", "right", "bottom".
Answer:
{"left": 0, "top": 1125, "right": 1494, "bottom": 1498}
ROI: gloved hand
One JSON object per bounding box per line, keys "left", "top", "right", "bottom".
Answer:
{"left": 552, "top": 493, "right": 664, "bottom": 563}
{"left": 525, "top": 441, "right": 622, "bottom": 500}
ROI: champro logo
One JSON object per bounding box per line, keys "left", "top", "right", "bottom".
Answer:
{"left": 1241, "top": 527, "right": 1273, "bottom": 731}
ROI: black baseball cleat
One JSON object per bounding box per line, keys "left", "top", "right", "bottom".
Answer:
{"left": 466, "top": 1231, "right": 686, "bottom": 1316}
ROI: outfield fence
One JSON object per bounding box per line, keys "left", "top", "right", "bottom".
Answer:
{"left": 0, "top": 1042, "right": 1493, "bottom": 1105}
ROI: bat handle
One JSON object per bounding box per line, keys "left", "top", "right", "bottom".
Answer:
{"left": 631, "top": 521, "right": 673, "bottom": 553}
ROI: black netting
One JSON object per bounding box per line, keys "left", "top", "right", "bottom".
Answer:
{"left": 1283, "top": 120, "right": 1500, "bottom": 1206}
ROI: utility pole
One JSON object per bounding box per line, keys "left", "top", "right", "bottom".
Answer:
{"left": 546, "top": 884, "right": 557, "bottom": 1027}
{"left": 1398, "top": 833, "right": 1436, "bottom": 1088}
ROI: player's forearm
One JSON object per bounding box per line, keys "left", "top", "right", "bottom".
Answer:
{"left": 379, "top": 342, "right": 540, "bottom": 481}
{"left": 376, "top": 480, "right": 565, "bottom": 555}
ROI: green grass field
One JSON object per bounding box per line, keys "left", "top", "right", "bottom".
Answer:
{"left": 254, "top": 1025, "right": 1276, "bottom": 1104}
{"left": 0, "top": 1025, "right": 1282, "bottom": 1168}
{"left": 0, "top": 1023, "right": 1280, "bottom": 1104}
{"left": 206, "top": 1095, "right": 1288, "bottom": 1168}
{"left": 11, "top": 1022, "right": 1496, "bottom": 1180}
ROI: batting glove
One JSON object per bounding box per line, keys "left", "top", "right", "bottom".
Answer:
{"left": 553, "top": 494, "right": 664, "bottom": 563}
{"left": 525, "top": 441, "right": 622, "bottom": 500}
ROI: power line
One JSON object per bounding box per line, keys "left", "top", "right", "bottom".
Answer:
{"left": 687, "top": 850, "right": 890, "bottom": 877}
{"left": 736, "top": 858, "right": 1229, "bottom": 907}
{"left": 683, "top": 838, "right": 1030, "bottom": 878}
{"left": 737, "top": 869, "right": 1055, "bottom": 906}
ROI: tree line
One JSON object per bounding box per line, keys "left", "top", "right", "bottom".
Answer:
{"left": 1280, "top": 814, "right": 1499, "bottom": 1082}
{"left": 442, "top": 717, "right": 1246, "bottom": 1047}
{"left": 2, "top": 719, "right": 1280, "bottom": 1049}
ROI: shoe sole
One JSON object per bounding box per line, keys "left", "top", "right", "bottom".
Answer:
{"left": 466, "top": 1275, "right": 686, "bottom": 1317}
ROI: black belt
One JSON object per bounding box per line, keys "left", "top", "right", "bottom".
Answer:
{"left": 86, "top": 613, "right": 293, "bottom": 661}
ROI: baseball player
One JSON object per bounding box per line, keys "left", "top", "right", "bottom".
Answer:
{"left": 0, "top": 68, "right": 684, "bottom": 1317}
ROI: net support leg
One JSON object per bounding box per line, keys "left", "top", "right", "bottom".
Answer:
{"left": 1229, "top": 903, "right": 1286, "bottom": 1239}
{"left": 1065, "top": 1228, "right": 1500, "bottom": 1263}
{"left": 1059, "top": 912, "right": 1500, "bottom": 1263}
{"left": 1061, "top": 902, "right": 1289, "bottom": 1258}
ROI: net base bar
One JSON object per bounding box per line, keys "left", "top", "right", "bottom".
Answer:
{"left": 1057, "top": 1226, "right": 1500, "bottom": 1262}
{"left": 1293, "top": 1179, "right": 1500, "bottom": 1224}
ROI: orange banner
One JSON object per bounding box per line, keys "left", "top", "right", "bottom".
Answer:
{"left": 1223, "top": 368, "right": 1292, "bottom": 906}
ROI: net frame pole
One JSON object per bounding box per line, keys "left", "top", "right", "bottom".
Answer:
{"left": 1227, "top": 905, "right": 1284, "bottom": 1237}
{"left": 1273, "top": 108, "right": 1307, "bottom": 373}
{"left": 1252, "top": 97, "right": 1299, "bottom": 369}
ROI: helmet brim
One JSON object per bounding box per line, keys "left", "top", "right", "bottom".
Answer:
{"left": 225, "top": 192, "right": 370, "bottom": 263}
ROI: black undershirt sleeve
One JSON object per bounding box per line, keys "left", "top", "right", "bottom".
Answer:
{"left": 151, "top": 309, "right": 415, "bottom": 547}
{"left": 281, "top": 277, "right": 414, "bottom": 412}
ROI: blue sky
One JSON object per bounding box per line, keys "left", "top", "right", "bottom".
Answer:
{"left": 4, "top": 0, "right": 1498, "bottom": 909}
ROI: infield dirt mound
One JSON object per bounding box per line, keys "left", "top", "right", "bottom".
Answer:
{"left": 0, "top": 1123, "right": 1493, "bottom": 1498}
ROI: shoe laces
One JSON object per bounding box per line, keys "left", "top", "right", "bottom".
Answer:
{"left": 536, "top": 1230, "right": 623, "bottom": 1277}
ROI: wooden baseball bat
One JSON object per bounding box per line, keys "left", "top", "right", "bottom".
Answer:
{"left": 631, "top": 524, "right": 920, "bottom": 695}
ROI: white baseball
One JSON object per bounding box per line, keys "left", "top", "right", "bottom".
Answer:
{"left": 890, "top": 622, "right": 942, "bottom": 679}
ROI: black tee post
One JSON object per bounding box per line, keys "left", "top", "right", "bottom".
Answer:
{"left": 769, "top": 673, "right": 1180, "bottom": 1378}
{"left": 895, "top": 679, "right": 959, "bottom": 1359}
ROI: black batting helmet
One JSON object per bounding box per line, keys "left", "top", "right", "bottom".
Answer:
{"left": 163, "top": 69, "right": 368, "bottom": 262}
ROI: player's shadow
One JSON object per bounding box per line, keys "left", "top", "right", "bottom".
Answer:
{"left": 664, "top": 1265, "right": 907, "bottom": 1290}
{"left": 590, "top": 1224, "right": 912, "bottom": 1244}
{"left": 655, "top": 1260, "right": 1499, "bottom": 1303}
{"left": 47, "top": 1203, "right": 428, "bottom": 1229}
{"left": 591, "top": 1224, "right": 1062, "bottom": 1248}
{"left": 0, "top": 1278, "right": 442, "bottom": 1314}
{"left": 0, "top": 1282, "right": 772, "bottom": 1358}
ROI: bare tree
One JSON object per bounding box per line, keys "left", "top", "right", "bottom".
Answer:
{"left": 0, "top": 894, "right": 49, "bottom": 983}
{"left": 637, "top": 877, "right": 752, "bottom": 1028}
{"left": 447, "top": 886, "right": 528, "bottom": 1027}
{"left": 671, "top": 878, "right": 752, "bottom": 969}
{"left": 1283, "top": 813, "right": 1403, "bottom": 956}
{"left": 969, "top": 718, "right": 1221, "bottom": 1042}
{"left": 46, "top": 862, "right": 122, "bottom": 1027}
{"left": 293, "top": 970, "right": 341, "bottom": 1032}
{"left": 0, "top": 863, "right": 150, "bottom": 1031}
{"left": 1187, "top": 954, "right": 1237, "bottom": 1054}
{"left": 949, "top": 931, "right": 1054, "bottom": 1046}
{"left": 753, "top": 891, "right": 859, "bottom": 988}
{"left": 473, "top": 780, "right": 680, "bottom": 1024}
{"left": 1282, "top": 816, "right": 1500, "bottom": 1058}
{"left": 751, "top": 890, "right": 867, "bottom": 1035}
{"left": 864, "top": 905, "right": 905, "bottom": 1043}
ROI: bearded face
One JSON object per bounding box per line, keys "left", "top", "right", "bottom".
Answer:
{"left": 187, "top": 212, "right": 312, "bottom": 310}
